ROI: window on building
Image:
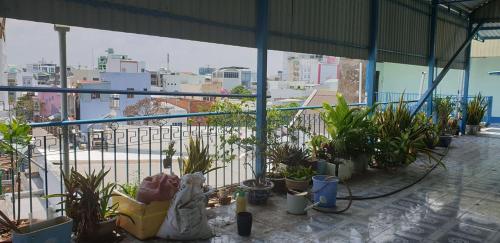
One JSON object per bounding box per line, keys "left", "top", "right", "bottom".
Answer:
{"left": 127, "top": 88, "right": 134, "bottom": 98}
{"left": 143, "top": 88, "right": 147, "bottom": 91}
{"left": 224, "top": 72, "right": 239, "bottom": 79}
{"left": 91, "top": 92, "right": 100, "bottom": 99}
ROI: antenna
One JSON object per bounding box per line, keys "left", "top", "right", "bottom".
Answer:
{"left": 167, "top": 53, "right": 170, "bottom": 71}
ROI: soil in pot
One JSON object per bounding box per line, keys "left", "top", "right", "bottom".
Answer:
{"left": 285, "top": 178, "right": 310, "bottom": 192}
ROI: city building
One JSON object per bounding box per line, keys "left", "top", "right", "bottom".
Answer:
{"left": 97, "top": 48, "right": 145, "bottom": 73}
{"left": 283, "top": 52, "right": 340, "bottom": 84}
{"left": 198, "top": 66, "right": 215, "bottom": 76}
{"left": 69, "top": 68, "right": 99, "bottom": 88}
{"left": 78, "top": 72, "right": 151, "bottom": 133}
{"left": 212, "top": 66, "right": 255, "bottom": 91}
{"left": 161, "top": 71, "right": 206, "bottom": 92}
{"left": 38, "top": 90, "right": 61, "bottom": 118}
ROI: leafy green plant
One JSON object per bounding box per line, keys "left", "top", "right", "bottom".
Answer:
{"left": 321, "top": 93, "right": 376, "bottom": 158}
{"left": 45, "top": 169, "right": 132, "bottom": 240}
{"left": 268, "top": 143, "right": 310, "bottom": 168}
{"left": 0, "top": 118, "right": 32, "bottom": 222}
{"left": 179, "top": 137, "right": 223, "bottom": 175}
{"left": 308, "top": 134, "right": 328, "bottom": 160}
{"left": 467, "top": 93, "right": 487, "bottom": 126}
{"left": 373, "top": 96, "right": 441, "bottom": 168}
{"left": 284, "top": 166, "right": 315, "bottom": 181}
{"left": 119, "top": 183, "right": 138, "bottom": 199}
{"left": 434, "top": 96, "right": 454, "bottom": 134}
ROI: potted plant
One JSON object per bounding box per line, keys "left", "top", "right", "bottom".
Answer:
{"left": 284, "top": 166, "right": 315, "bottom": 192}
{"left": 434, "top": 96, "right": 454, "bottom": 147}
{"left": 240, "top": 162, "right": 274, "bottom": 205}
{"left": 267, "top": 143, "right": 310, "bottom": 193}
{"left": 373, "top": 95, "right": 442, "bottom": 169}
{"left": 0, "top": 118, "right": 32, "bottom": 224}
{"left": 321, "top": 93, "right": 375, "bottom": 176}
{"left": 162, "top": 141, "right": 175, "bottom": 169}
{"left": 308, "top": 134, "right": 329, "bottom": 174}
{"left": 46, "top": 169, "right": 130, "bottom": 242}
{"left": 112, "top": 183, "right": 171, "bottom": 240}
{"left": 415, "top": 112, "right": 439, "bottom": 149}
{"left": 179, "top": 137, "right": 222, "bottom": 204}
{"left": 466, "top": 93, "right": 487, "bottom": 135}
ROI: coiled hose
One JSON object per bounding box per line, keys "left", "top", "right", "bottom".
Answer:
{"left": 312, "top": 145, "right": 450, "bottom": 214}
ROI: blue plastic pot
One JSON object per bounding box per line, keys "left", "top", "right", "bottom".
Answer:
{"left": 12, "top": 216, "right": 73, "bottom": 243}
{"left": 312, "top": 175, "right": 339, "bottom": 208}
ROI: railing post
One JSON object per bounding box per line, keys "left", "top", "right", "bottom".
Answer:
{"left": 366, "top": 0, "right": 379, "bottom": 107}
{"left": 54, "top": 25, "right": 70, "bottom": 175}
{"left": 486, "top": 96, "right": 493, "bottom": 125}
{"left": 255, "top": 0, "right": 269, "bottom": 178}
{"left": 427, "top": 0, "right": 437, "bottom": 117}
{"left": 460, "top": 22, "right": 473, "bottom": 134}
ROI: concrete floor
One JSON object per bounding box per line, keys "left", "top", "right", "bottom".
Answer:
{"left": 123, "top": 135, "right": 500, "bottom": 242}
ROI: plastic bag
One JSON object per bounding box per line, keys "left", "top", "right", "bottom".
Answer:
{"left": 156, "top": 172, "right": 214, "bottom": 240}
{"left": 136, "top": 173, "right": 180, "bottom": 204}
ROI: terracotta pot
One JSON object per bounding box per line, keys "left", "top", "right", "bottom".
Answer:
{"left": 285, "top": 178, "right": 310, "bottom": 192}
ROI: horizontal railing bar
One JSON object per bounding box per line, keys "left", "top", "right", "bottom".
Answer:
{"left": 0, "top": 86, "right": 265, "bottom": 98}
{"left": 29, "top": 100, "right": 418, "bottom": 128}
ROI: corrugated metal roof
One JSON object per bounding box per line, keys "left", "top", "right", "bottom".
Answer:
{"left": 0, "top": 0, "right": 473, "bottom": 69}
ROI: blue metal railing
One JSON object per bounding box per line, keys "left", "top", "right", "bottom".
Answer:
{"left": 376, "top": 92, "right": 494, "bottom": 125}
{"left": 1, "top": 85, "right": 421, "bottom": 219}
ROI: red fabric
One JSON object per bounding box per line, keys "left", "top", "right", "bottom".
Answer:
{"left": 136, "top": 173, "right": 180, "bottom": 204}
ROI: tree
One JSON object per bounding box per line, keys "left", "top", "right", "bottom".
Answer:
{"left": 123, "top": 98, "right": 170, "bottom": 125}
{"left": 14, "top": 94, "right": 36, "bottom": 122}
{"left": 230, "top": 85, "right": 252, "bottom": 96}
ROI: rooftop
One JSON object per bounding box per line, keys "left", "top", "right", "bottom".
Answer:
{"left": 122, "top": 135, "right": 500, "bottom": 242}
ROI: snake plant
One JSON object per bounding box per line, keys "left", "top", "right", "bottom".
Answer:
{"left": 467, "top": 93, "right": 487, "bottom": 126}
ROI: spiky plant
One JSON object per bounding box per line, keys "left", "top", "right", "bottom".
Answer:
{"left": 180, "top": 137, "right": 223, "bottom": 175}
{"left": 434, "top": 96, "right": 454, "bottom": 134}
{"left": 467, "top": 93, "right": 487, "bottom": 126}
{"left": 45, "top": 169, "right": 130, "bottom": 241}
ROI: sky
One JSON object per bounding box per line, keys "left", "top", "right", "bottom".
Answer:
{"left": 5, "top": 19, "right": 284, "bottom": 75}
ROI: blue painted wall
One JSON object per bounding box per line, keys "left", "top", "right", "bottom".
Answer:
{"left": 378, "top": 57, "right": 500, "bottom": 117}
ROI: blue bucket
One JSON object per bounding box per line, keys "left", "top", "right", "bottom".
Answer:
{"left": 312, "top": 175, "right": 338, "bottom": 208}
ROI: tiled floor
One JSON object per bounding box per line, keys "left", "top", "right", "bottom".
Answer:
{"left": 124, "top": 135, "right": 500, "bottom": 242}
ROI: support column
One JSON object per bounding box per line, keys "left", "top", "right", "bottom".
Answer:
{"left": 366, "top": 0, "right": 379, "bottom": 107}
{"left": 460, "top": 22, "right": 473, "bottom": 134}
{"left": 55, "top": 25, "right": 70, "bottom": 175}
{"left": 427, "top": 0, "right": 437, "bottom": 116}
{"left": 255, "top": 0, "right": 268, "bottom": 178}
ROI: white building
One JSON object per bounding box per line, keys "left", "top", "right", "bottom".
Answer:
{"left": 161, "top": 71, "right": 206, "bottom": 92}
{"left": 98, "top": 48, "right": 145, "bottom": 73}
{"left": 212, "top": 66, "right": 255, "bottom": 91}
{"left": 284, "top": 52, "right": 340, "bottom": 84}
